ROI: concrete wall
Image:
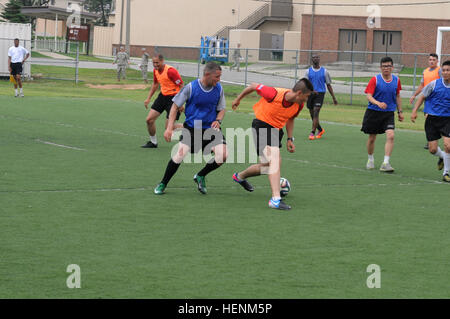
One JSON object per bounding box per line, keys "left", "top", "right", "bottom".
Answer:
{"left": 283, "top": 31, "right": 301, "bottom": 64}
{"left": 36, "top": 19, "right": 66, "bottom": 38}
{"left": 229, "top": 29, "right": 260, "bottom": 63}
{"left": 93, "top": 26, "right": 114, "bottom": 56}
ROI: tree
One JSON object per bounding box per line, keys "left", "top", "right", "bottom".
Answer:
{"left": 1, "top": 0, "right": 29, "bottom": 23}
{"left": 83, "top": 0, "right": 113, "bottom": 26}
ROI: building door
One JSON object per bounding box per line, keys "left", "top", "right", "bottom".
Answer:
{"left": 373, "top": 31, "right": 402, "bottom": 65}
{"left": 338, "top": 29, "right": 366, "bottom": 62}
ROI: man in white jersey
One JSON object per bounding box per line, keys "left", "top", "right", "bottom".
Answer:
{"left": 8, "top": 38, "right": 29, "bottom": 97}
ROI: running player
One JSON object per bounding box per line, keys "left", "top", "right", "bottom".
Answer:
{"left": 411, "top": 60, "right": 450, "bottom": 182}
{"left": 142, "top": 54, "right": 184, "bottom": 148}
{"left": 154, "top": 62, "right": 227, "bottom": 194}
{"left": 231, "top": 78, "right": 313, "bottom": 210}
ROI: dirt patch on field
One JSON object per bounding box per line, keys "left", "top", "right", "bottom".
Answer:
{"left": 86, "top": 84, "right": 148, "bottom": 90}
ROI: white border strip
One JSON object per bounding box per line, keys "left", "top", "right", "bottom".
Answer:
{"left": 35, "top": 139, "right": 86, "bottom": 151}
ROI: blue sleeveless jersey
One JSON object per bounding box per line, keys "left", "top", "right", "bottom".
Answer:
{"left": 308, "top": 67, "right": 326, "bottom": 93}
{"left": 185, "top": 80, "right": 222, "bottom": 129}
{"left": 367, "top": 74, "right": 399, "bottom": 112}
{"left": 424, "top": 79, "right": 450, "bottom": 117}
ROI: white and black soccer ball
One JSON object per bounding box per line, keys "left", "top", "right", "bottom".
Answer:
{"left": 280, "top": 177, "right": 291, "bottom": 197}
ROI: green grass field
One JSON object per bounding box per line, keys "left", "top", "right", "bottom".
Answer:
{"left": 1, "top": 73, "right": 449, "bottom": 299}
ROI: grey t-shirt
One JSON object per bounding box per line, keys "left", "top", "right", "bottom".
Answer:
{"left": 172, "top": 79, "right": 226, "bottom": 111}
{"left": 304, "top": 67, "right": 332, "bottom": 84}
{"left": 421, "top": 78, "right": 450, "bottom": 98}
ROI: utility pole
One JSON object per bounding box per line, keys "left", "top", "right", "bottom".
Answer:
{"left": 126, "top": 0, "right": 131, "bottom": 55}
{"left": 309, "top": 0, "right": 316, "bottom": 61}
{"left": 119, "top": 0, "right": 124, "bottom": 45}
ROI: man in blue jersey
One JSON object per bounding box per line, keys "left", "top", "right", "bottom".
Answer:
{"left": 411, "top": 60, "right": 450, "bottom": 183}
{"left": 305, "top": 54, "right": 338, "bottom": 140}
{"left": 154, "top": 62, "right": 228, "bottom": 194}
{"left": 362, "top": 57, "right": 404, "bottom": 173}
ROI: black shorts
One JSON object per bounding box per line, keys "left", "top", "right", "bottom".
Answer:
{"left": 179, "top": 123, "right": 226, "bottom": 154}
{"left": 361, "top": 109, "right": 395, "bottom": 135}
{"left": 252, "top": 118, "right": 284, "bottom": 156}
{"left": 10, "top": 62, "right": 23, "bottom": 76}
{"left": 151, "top": 93, "right": 181, "bottom": 120}
{"left": 425, "top": 115, "right": 450, "bottom": 141}
{"left": 307, "top": 92, "right": 325, "bottom": 110}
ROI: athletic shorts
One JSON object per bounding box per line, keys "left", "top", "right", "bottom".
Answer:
{"left": 10, "top": 62, "right": 23, "bottom": 76}
{"left": 307, "top": 92, "right": 325, "bottom": 110}
{"left": 361, "top": 109, "right": 395, "bottom": 135}
{"left": 179, "top": 122, "right": 226, "bottom": 154}
{"left": 151, "top": 92, "right": 181, "bottom": 120}
{"left": 252, "top": 118, "right": 284, "bottom": 156}
{"left": 425, "top": 115, "right": 450, "bottom": 141}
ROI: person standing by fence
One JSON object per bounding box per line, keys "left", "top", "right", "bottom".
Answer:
{"left": 8, "top": 38, "right": 29, "bottom": 97}
{"left": 140, "top": 48, "right": 150, "bottom": 83}
{"left": 113, "top": 46, "right": 129, "bottom": 82}
{"left": 229, "top": 43, "right": 241, "bottom": 72}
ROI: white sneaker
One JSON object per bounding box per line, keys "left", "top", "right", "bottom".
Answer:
{"left": 14, "top": 92, "right": 18, "bottom": 97}
{"left": 19, "top": 92, "right": 24, "bottom": 97}
{"left": 380, "top": 162, "right": 394, "bottom": 173}
{"left": 366, "top": 160, "right": 374, "bottom": 170}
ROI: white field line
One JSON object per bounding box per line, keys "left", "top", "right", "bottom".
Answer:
{"left": 0, "top": 181, "right": 442, "bottom": 195}
{"left": 35, "top": 139, "right": 86, "bottom": 151}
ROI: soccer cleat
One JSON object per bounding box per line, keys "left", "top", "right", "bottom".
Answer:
{"left": 141, "top": 141, "right": 157, "bottom": 148}
{"left": 154, "top": 182, "right": 166, "bottom": 195}
{"left": 424, "top": 144, "right": 429, "bottom": 150}
{"left": 193, "top": 174, "right": 207, "bottom": 194}
{"left": 438, "top": 158, "right": 444, "bottom": 170}
{"left": 232, "top": 173, "right": 254, "bottom": 192}
{"left": 443, "top": 174, "right": 450, "bottom": 183}
{"left": 19, "top": 92, "right": 24, "bottom": 97}
{"left": 366, "top": 160, "right": 375, "bottom": 170}
{"left": 308, "top": 133, "right": 315, "bottom": 140}
{"left": 380, "top": 162, "right": 394, "bottom": 173}
{"left": 316, "top": 129, "right": 325, "bottom": 139}
{"left": 268, "top": 198, "right": 291, "bottom": 210}
{"left": 14, "top": 92, "right": 18, "bottom": 97}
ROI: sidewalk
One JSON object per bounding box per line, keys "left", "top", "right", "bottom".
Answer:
{"left": 35, "top": 51, "right": 74, "bottom": 60}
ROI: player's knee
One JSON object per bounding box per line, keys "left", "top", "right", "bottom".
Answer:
{"left": 444, "top": 140, "right": 450, "bottom": 153}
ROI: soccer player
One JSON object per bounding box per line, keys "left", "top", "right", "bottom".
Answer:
{"left": 409, "top": 53, "right": 443, "bottom": 150}
{"left": 8, "top": 38, "right": 29, "bottom": 97}
{"left": 304, "top": 54, "right": 338, "bottom": 140}
{"left": 154, "top": 62, "right": 227, "bottom": 194}
{"left": 231, "top": 78, "right": 313, "bottom": 210}
{"left": 142, "top": 54, "right": 184, "bottom": 148}
{"left": 362, "top": 57, "right": 404, "bottom": 173}
{"left": 411, "top": 60, "right": 450, "bottom": 183}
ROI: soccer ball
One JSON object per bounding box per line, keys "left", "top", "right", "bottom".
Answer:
{"left": 280, "top": 177, "right": 291, "bottom": 197}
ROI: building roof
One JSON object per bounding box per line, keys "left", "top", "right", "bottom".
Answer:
{"left": 21, "top": 6, "right": 99, "bottom": 22}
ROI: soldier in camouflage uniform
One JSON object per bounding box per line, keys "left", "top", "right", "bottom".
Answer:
{"left": 113, "top": 46, "right": 129, "bottom": 82}
{"left": 140, "top": 48, "right": 150, "bottom": 83}
{"left": 229, "top": 43, "right": 242, "bottom": 72}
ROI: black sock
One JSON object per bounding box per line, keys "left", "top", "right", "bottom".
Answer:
{"left": 317, "top": 125, "right": 323, "bottom": 132}
{"left": 197, "top": 161, "right": 220, "bottom": 177}
{"left": 161, "top": 159, "right": 181, "bottom": 185}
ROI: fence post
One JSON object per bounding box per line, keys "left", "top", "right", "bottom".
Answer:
{"left": 75, "top": 42, "right": 79, "bottom": 84}
{"left": 350, "top": 50, "right": 354, "bottom": 105}
{"left": 294, "top": 50, "right": 299, "bottom": 85}
{"left": 413, "top": 54, "right": 418, "bottom": 94}
{"left": 245, "top": 48, "right": 249, "bottom": 87}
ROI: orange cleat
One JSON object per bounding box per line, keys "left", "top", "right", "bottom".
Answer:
{"left": 308, "top": 133, "right": 315, "bottom": 140}
{"left": 316, "top": 129, "right": 325, "bottom": 139}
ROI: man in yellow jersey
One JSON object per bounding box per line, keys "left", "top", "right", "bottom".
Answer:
{"left": 231, "top": 78, "right": 313, "bottom": 210}
{"left": 409, "top": 53, "right": 442, "bottom": 149}
{"left": 142, "top": 54, "right": 184, "bottom": 148}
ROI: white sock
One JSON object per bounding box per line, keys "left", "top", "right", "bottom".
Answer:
{"left": 20, "top": 88, "right": 23, "bottom": 93}
{"left": 434, "top": 147, "right": 445, "bottom": 159}
{"left": 150, "top": 135, "right": 157, "bottom": 144}
{"left": 15, "top": 89, "right": 18, "bottom": 95}
{"left": 272, "top": 196, "right": 281, "bottom": 202}
{"left": 383, "top": 156, "right": 390, "bottom": 164}
{"left": 368, "top": 154, "right": 374, "bottom": 162}
{"left": 444, "top": 152, "right": 450, "bottom": 175}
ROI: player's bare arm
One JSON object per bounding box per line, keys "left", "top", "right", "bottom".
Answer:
{"left": 232, "top": 83, "right": 258, "bottom": 110}
{"left": 411, "top": 94, "right": 426, "bottom": 123}
{"left": 410, "top": 83, "right": 424, "bottom": 104}
{"left": 211, "top": 109, "right": 226, "bottom": 129}
{"left": 285, "top": 117, "right": 296, "bottom": 153}
{"left": 327, "top": 84, "right": 338, "bottom": 105}
{"left": 144, "top": 82, "right": 160, "bottom": 108}
{"left": 396, "top": 95, "right": 404, "bottom": 122}
{"left": 164, "top": 103, "right": 181, "bottom": 142}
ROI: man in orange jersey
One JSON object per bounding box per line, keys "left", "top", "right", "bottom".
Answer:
{"left": 142, "top": 54, "right": 184, "bottom": 148}
{"left": 409, "top": 53, "right": 442, "bottom": 150}
{"left": 231, "top": 79, "right": 313, "bottom": 210}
